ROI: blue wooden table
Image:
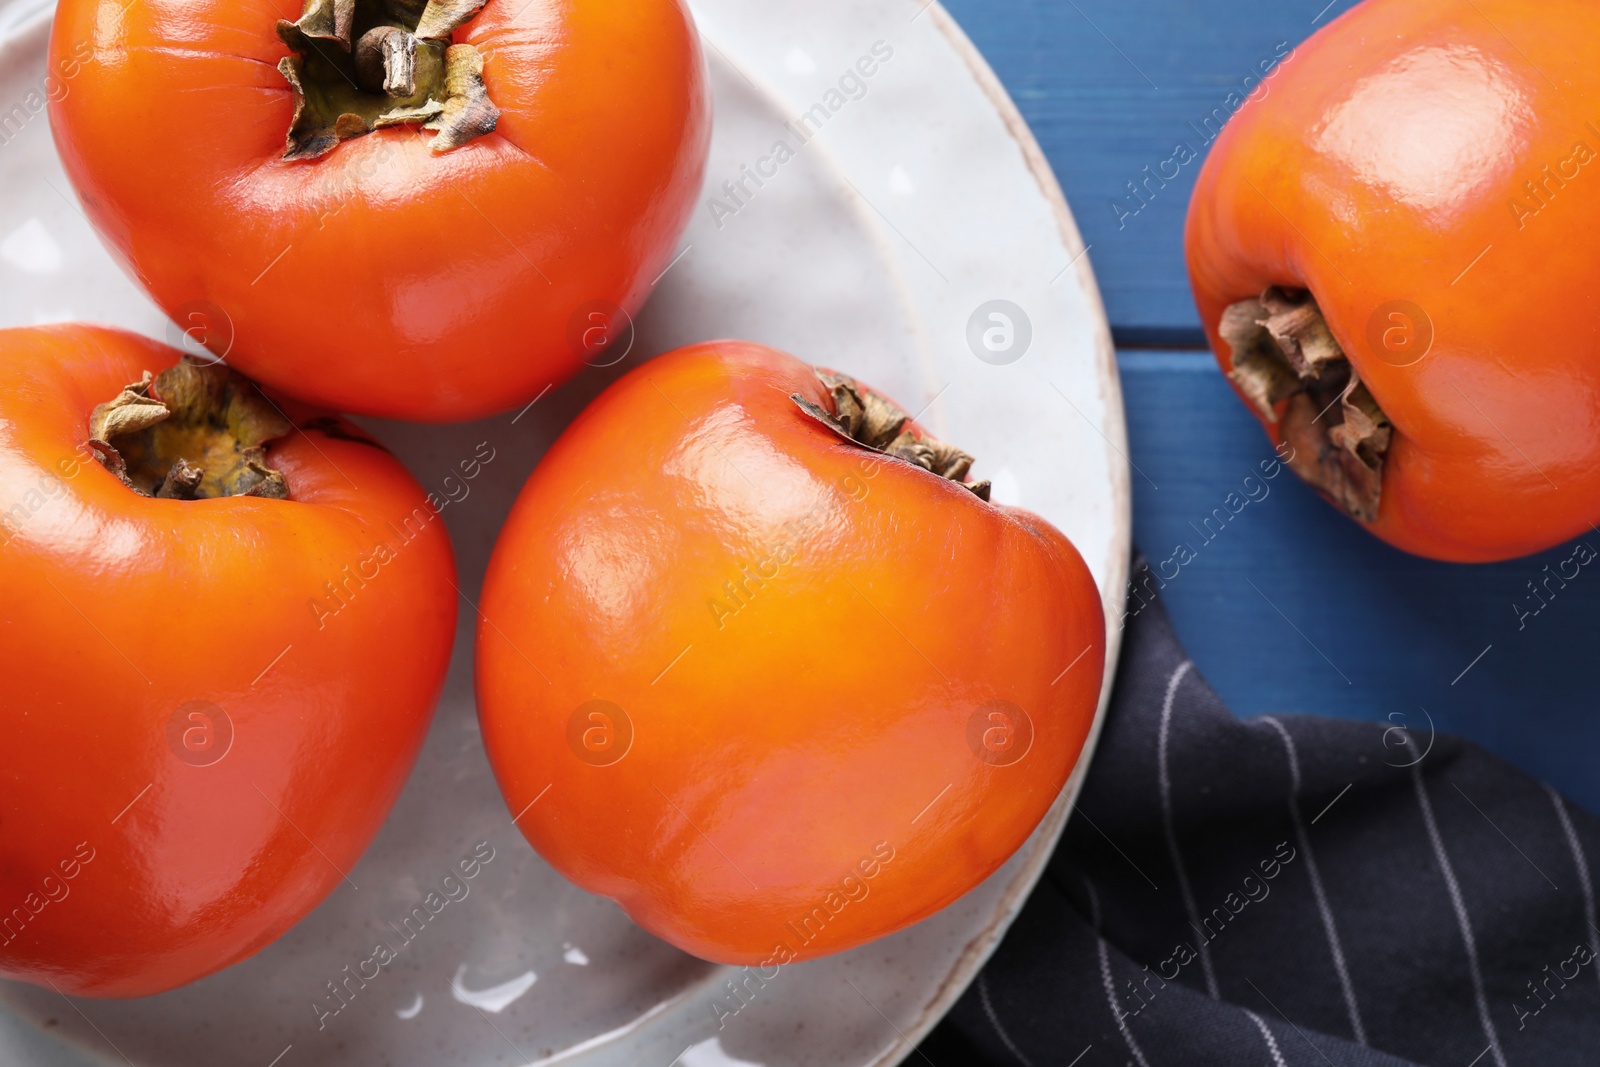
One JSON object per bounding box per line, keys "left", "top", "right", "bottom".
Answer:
{"left": 940, "top": 0, "right": 1600, "bottom": 814}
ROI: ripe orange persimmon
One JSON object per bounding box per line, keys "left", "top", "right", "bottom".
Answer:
{"left": 0, "top": 327, "right": 456, "bottom": 997}
{"left": 47, "top": 0, "right": 710, "bottom": 422}
{"left": 475, "top": 341, "right": 1105, "bottom": 964}
{"left": 1186, "top": 0, "right": 1600, "bottom": 561}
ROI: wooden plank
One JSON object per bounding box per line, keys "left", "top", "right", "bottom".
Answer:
{"left": 943, "top": 0, "right": 1362, "bottom": 337}
{"left": 1120, "top": 352, "right": 1600, "bottom": 812}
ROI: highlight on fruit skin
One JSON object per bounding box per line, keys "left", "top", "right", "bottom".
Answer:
{"left": 1185, "top": 0, "right": 1600, "bottom": 562}
{"left": 475, "top": 339, "right": 1106, "bottom": 965}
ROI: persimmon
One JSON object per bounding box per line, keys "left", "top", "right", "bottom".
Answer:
{"left": 475, "top": 341, "right": 1105, "bottom": 964}
{"left": 1186, "top": 0, "right": 1600, "bottom": 561}
{"left": 0, "top": 327, "right": 456, "bottom": 997}
{"left": 47, "top": 0, "right": 710, "bottom": 422}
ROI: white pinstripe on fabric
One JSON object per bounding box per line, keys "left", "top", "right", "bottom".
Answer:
{"left": 1411, "top": 762, "right": 1506, "bottom": 1067}
{"left": 1243, "top": 1009, "right": 1289, "bottom": 1067}
{"left": 1157, "top": 660, "right": 1219, "bottom": 998}
{"left": 1260, "top": 715, "right": 1368, "bottom": 1045}
{"left": 977, "top": 971, "right": 1036, "bottom": 1067}
{"left": 1085, "top": 876, "right": 1153, "bottom": 1067}
{"left": 1545, "top": 783, "right": 1600, "bottom": 987}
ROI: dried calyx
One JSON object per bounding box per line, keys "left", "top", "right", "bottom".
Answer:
{"left": 792, "top": 371, "right": 992, "bottom": 501}
{"left": 1220, "top": 287, "right": 1392, "bottom": 522}
{"left": 88, "top": 360, "right": 293, "bottom": 501}
{"left": 276, "top": 0, "right": 499, "bottom": 160}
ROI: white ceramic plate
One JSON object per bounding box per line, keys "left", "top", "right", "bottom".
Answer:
{"left": 0, "top": 0, "right": 1129, "bottom": 1063}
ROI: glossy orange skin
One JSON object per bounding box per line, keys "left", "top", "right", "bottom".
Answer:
{"left": 0, "top": 327, "right": 456, "bottom": 997}
{"left": 1186, "top": 0, "right": 1600, "bottom": 561}
{"left": 476, "top": 341, "right": 1105, "bottom": 964}
{"left": 47, "top": 0, "right": 710, "bottom": 422}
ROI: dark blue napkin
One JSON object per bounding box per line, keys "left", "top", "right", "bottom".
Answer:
{"left": 920, "top": 559, "right": 1600, "bottom": 1066}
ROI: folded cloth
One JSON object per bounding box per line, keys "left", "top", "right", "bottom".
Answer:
{"left": 920, "top": 559, "right": 1600, "bottom": 1067}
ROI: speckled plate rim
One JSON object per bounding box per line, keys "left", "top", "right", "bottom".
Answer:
{"left": 849, "top": 6, "right": 1130, "bottom": 1059}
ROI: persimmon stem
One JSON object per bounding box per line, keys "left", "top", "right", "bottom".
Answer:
{"left": 791, "top": 371, "right": 993, "bottom": 501}
{"left": 1220, "top": 287, "right": 1392, "bottom": 522}
{"left": 356, "top": 26, "right": 417, "bottom": 96}
{"left": 276, "top": 0, "right": 498, "bottom": 160}
{"left": 88, "top": 360, "right": 293, "bottom": 501}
